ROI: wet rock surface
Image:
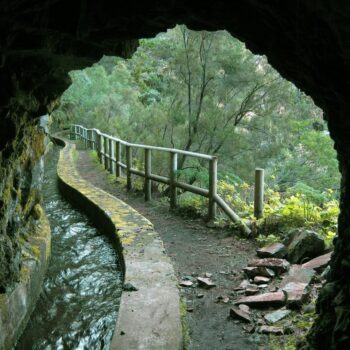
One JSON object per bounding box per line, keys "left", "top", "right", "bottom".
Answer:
{"left": 285, "top": 229, "right": 325, "bottom": 263}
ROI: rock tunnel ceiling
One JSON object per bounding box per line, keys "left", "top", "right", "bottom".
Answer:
{"left": 1, "top": 1, "right": 350, "bottom": 348}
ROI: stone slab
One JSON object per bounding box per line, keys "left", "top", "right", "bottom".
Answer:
{"left": 264, "top": 309, "right": 291, "bottom": 324}
{"left": 302, "top": 252, "right": 332, "bottom": 271}
{"left": 235, "top": 291, "right": 286, "bottom": 308}
{"left": 248, "top": 258, "right": 290, "bottom": 274}
{"left": 280, "top": 264, "right": 315, "bottom": 288}
{"left": 257, "top": 243, "right": 287, "bottom": 258}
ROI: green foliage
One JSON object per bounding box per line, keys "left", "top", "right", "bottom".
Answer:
{"left": 55, "top": 24, "right": 340, "bottom": 241}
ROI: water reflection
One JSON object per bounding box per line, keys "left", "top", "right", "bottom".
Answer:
{"left": 16, "top": 146, "right": 123, "bottom": 350}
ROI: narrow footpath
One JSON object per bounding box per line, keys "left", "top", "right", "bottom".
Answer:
{"left": 76, "top": 148, "right": 266, "bottom": 350}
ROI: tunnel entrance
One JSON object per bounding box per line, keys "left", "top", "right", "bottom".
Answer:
{"left": 1, "top": 2, "right": 350, "bottom": 349}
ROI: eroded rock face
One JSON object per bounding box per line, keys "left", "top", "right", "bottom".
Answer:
{"left": 1, "top": 1, "right": 350, "bottom": 347}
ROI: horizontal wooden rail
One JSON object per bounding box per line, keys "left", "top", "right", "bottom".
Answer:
{"left": 70, "top": 124, "right": 251, "bottom": 235}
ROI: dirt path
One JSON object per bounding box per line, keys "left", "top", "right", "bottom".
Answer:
{"left": 76, "top": 148, "right": 266, "bottom": 350}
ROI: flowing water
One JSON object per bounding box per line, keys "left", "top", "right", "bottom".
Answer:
{"left": 16, "top": 146, "right": 123, "bottom": 350}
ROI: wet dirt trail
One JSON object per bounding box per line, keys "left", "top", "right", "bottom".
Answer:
{"left": 76, "top": 148, "right": 266, "bottom": 350}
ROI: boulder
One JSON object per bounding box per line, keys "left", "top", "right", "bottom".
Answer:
{"left": 285, "top": 229, "right": 325, "bottom": 263}
{"left": 257, "top": 242, "right": 287, "bottom": 258}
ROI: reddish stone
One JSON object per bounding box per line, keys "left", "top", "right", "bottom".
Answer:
{"left": 280, "top": 264, "right": 315, "bottom": 288}
{"left": 257, "top": 242, "right": 287, "bottom": 258}
{"left": 282, "top": 282, "right": 309, "bottom": 306}
{"left": 302, "top": 252, "right": 332, "bottom": 271}
{"left": 248, "top": 258, "right": 290, "bottom": 274}
{"left": 235, "top": 291, "right": 286, "bottom": 308}
{"left": 230, "top": 306, "right": 251, "bottom": 322}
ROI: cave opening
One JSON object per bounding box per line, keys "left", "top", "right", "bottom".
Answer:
{"left": 1, "top": 2, "right": 350, "bottom": 349}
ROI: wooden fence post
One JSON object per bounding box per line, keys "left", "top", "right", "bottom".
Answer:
{"left": 208, "top": 156, "right": 217, "bottom": 222}
{"left": 169, "top": 152, "right": 178, "bottom": 209}
{"left": 115, "top": 141, "right": 121, "bottom": 177}
{"left": 110, "top": 139, "right": 115, "bottom": 175}
{"left": 92, "top": 130, "right": 96, "bottom": 150}
{"left": 144, "top": 148, "right": 152, "bottom": 201}
{"left": 254, "top": 168, "right": 264, "bottom": 219}
{"left": 126, "top": 145, "right": 132, "bottom": 190}
{"left": 84, "top": 129, "right": 88, "bottom": 149}
{"left": 99, "top": 134, "right": 104, "bottom": 164}
{"left": 104, "top": 136, "right": 109, "bottom": 170}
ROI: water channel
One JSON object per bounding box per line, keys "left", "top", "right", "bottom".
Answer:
{"left": 16, "top": 145, "right": 123, "bottom": 349}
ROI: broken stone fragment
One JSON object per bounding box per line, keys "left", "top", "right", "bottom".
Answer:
{"left": 235, "top": 291, "right": 286, "bottom": 308}
{"left": 264, "top": 309, "right": 291, "bottom": 324}
{"left": 197, "top": 277, "right": 216, "bottom": 288}
{"left": 180, "top": 280, "right": 193, "bottom": 287}
{"left": 285, "top": 229, "right": 325, "bottom": 263}
{"left": 258, "top": 325, "right": 284, "bottom": 335}
{"left": 196, "top": 293, "right": 204, "bottom": 298}
{"left": 239, "top": 304, "right": 250, "bottom": 313}
{"left": 282, "top": 282, "right": 309, "bottom": 307}
{"left": 254, "top": 276, "right": 271, "bottom": 284}
{"left": 230, "top": 306, "right": 252, "bottom": 322}
{"left": 243, "top": 266, "right": 275, "bottom": 279}
{"left": 257, "top": 242, "right": 287, "bottom": 258}
{"left": 280, "top": 264, "right": 315, "bottom": 289}
{"left": 248, "top": 258, "right": 290, "bottom": 274}
{"left": 123, "top": 282, "right": 138, "bottom": 291}
{"left": 245, "top": 286, "right": 259, "bottom": 295}
{"left": 234, "top": 279, "right": 250, "bottom": 291}
{"left": 204, "top": 272, "right": 213, "bottom": 278}
{"left": 242, "top": 324, "right": 255, "bottom": 333}
{"left": 216, "top": 295, "right": 230, "bottom": 303}
{"left": 301, "top": 252, "right": 332, "bottom": 271}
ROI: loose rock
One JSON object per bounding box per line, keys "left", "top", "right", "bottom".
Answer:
{"left": 230, "top": 306, "right": 252, "bottom": 322}
{"left": 235, "top": 291, "right": 286, "bottom": 308}
{"left": 302, "top": 252, "right": 332, "bottom": 271}
{"left": 248, "top": 258, "right": 290, "bottom": 274}
{"left": 257, "top": 242, "right": 287, "bottom": 259}
{"left": 243, "top": 266, "right": 276, "bottom": 279}
{"left": 258, "top": 325, "right": 284, "bottom": 335}
{"left": 180, "top": 280, "right": 193, "bottom": 287}
{"left": 254, "top": 276, "right": 270, "bottom": 284}
{"left": 282, "top": 282, "right": 309, "bottom": 307}
{"left": 197, "top": 277, "right": 216, "bottom": 288}
{"left": 264, "top": 309, "right": 291, "bottom": 324}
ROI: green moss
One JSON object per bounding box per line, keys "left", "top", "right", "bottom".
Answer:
{"left": 31, "top": 245, "right": 41, "bottom": 259}
{"left": 179, "top": 298, "right": 191, "bottom": 350}
{"left": 269, "top": 335, "right": 297, "bottom": 350}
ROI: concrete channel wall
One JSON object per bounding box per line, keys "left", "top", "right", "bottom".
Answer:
{"left": 0, "top": 212, "right": 51, "bottom": 350}
{"left": 54, "top": 135, "right": 183, "bottom": 350}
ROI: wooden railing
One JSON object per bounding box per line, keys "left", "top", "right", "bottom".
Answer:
{"left": 70, "top": 124, "right": 251, "bottom": 235}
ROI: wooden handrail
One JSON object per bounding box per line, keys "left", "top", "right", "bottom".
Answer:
{"left": 70, "top": 124, "right": 251, "bottom": 235}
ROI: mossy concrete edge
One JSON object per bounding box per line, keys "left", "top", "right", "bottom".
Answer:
{"left": 0, "top": 212, "right": 51, "bottom": 350}
{"left": 54, "top": 134, "right": 183, "bottom": 350}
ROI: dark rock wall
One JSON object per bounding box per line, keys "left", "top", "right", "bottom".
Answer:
{"left": 1, "top": 1, "right": 350, "bottom": 347}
